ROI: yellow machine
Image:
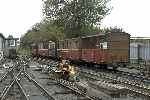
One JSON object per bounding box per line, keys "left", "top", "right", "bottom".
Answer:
{"left": 55, "top": 60, "right": 77, "bottom": 81}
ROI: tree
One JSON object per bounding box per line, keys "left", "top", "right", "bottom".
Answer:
{"left": 43, "top": 0, "right": 111, "bottom": 38}
{"left": 20, "top": 19, "right": 64, "bottom": 49}
{"left": 102, "top": 26, "right": 125, "bottom": 33}
{"left": 38, "top": 19, "right": 64, "bottom": 42}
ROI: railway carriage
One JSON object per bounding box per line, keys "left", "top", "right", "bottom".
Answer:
{"left": 58, "top": 38, "right": 81, "bottom": 60}
{"left": 32, "top": 41, "right": 56, "bottom": 59}
{"left": 32, "top": 42, "right": 48, "bottom": 58}
{"left": 48, "top": 41, "right": 56, "bottom": 59}
{"left": 58, "top": 32, "right": 130, "bottom": 69}
{"left": 32, "top": 32, "right": 130, "bottom": 69}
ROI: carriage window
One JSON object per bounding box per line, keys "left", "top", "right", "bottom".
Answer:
{"left": 43, "top": 43, "right": 49, "bottom": 49}
{"left": 49, "top": 42, "right": 55, "bottom": 49}
{"left": 52, "top": 43, "right": 55, "bottom": 49}
{"left": 100, "top": 42, "right": 107, "bottom": 49}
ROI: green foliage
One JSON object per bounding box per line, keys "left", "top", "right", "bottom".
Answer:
{"left": 17, "top": 47, "right": 31, "bottom": 56}
{"left": 39, "top": 19, "right": 64, "bottom": 41}
{"left": 43, "top": 0, "right": 111, "bottom": 38}
{"left": 21, "top": 0, "right": 113, "bottom": 49}
{"left": 101, "top": 26, "right": 125, "bottom": 33}
{"left": 20, "top": 19, "right": 64, "bottom": 48}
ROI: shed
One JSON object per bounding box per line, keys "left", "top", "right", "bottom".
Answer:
{"left": 130, "top": 37, "right": 150, "bottom": 63}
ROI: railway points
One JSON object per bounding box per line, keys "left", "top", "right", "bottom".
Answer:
{"left": 0, "top": 55, "right": 150, "bottom": 100}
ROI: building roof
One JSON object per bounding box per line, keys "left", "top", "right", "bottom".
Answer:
{"left": 6, "top": 35, "right": 19, "bottom": 40}
{"left": 6, "top": 38, "right": 19, "bottom": 40}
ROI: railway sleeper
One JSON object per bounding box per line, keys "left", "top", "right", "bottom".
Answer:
{"left": 54, "top": 90, "right": 74, "bottom": 94}
{"left": 56, "top": 79, "right": 87, "bottom": 95}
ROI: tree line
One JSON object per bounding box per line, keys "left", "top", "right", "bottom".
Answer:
{"left": 20, "top": 0, "right": 124, "bottom": 49}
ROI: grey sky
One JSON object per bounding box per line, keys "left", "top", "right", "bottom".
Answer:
{"left": 0, "top": 0, "right": 149, "bottom": 38}
{"left": 102, "top": 0, "right": 150, "bottom": 37}
{"left": 0, "top": 0, "right": 43, "bottom": 38}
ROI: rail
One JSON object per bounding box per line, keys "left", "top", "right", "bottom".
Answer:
{"left": 24, "top": 71, "right": 55, "bottom": 100}
{"left": 56, "top": 79, "right": 97, "bottom": 100}
{"left": 80, "top": 69, "right": 150, "bottom": 97}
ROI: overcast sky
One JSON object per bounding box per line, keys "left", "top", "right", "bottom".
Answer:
{"left": 0, "top": 0, "right": 150, "bottom": 38}
{"left": 0, "top": 0, "right": 43, "bottom": 38}
{"left": 102, "top": 0, "right": 150, "bottom": 37}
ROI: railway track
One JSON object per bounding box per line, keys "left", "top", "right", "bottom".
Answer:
{"left": 0, "top": 59, "right": 13, "bottom": 78}
{"left": 55, "top": 78, "right": 98, "bottom": 100}
{"left": 87, "top": 67, "right": 150, "bottom": 90}
{"left": 26, "top": 59, "right": 100, "bottom": 100}
{"left": 0, "top": 59, "right": 25, "bottom": 99}
{"left": 0, "top": 71, "right": 28, "bottom": 100}
{"left": 31, "top": 57, "right": 150, "bottom": 99}
{"left": 16, "top": 68, "right": 55, "bottom": 100}
{"left": 0, "top": 68, "right": 14, "bottom": 98}
{"left": 79, "top": 68, "right": 150, "bottom": 97}
{"left": 0, "top": 57, "right": 55, "bottom": 100}
{"left": 36, "top": 57, "right": 150, "bottom": 87}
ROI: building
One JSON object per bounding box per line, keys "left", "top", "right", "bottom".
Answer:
{"left": 0, "top": 33, "right": 6, "bottom": 59}
{"left": 5, "top": 35, "right": 19, "bottom": 49}
{"left": 130, "top": 37, "right": 150, "bottom": 64}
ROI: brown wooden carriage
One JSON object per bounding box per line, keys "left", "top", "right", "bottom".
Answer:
{"left": 58, "top": 32, "right": 130, "bottom": 69}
